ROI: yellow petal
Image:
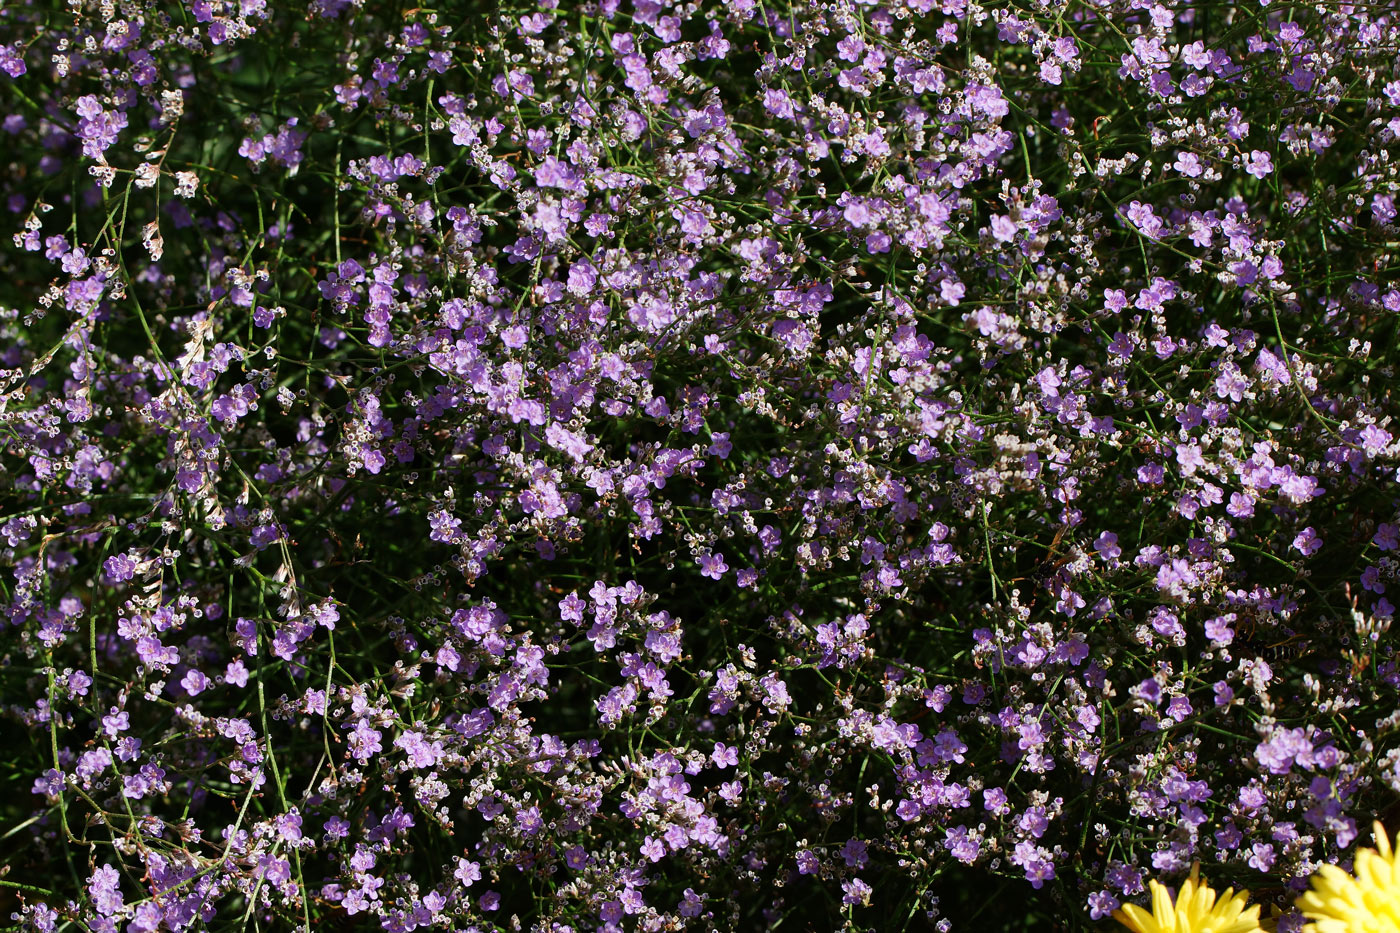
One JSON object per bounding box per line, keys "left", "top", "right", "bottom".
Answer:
{"left": 1225, "top": 903, "right": 1263, "bottom": 933}
{"left": 1151, "top": 879, "right": 1175, "bottom": 927}
{"left": 1118, "top": 872, "right": 1267, "bottom": 933}
{"left": 1214, "top": 889, "right": 1246, "bottom": 926}
{"left": 1115, "top": 902, "right": 1160, "bottom": 933}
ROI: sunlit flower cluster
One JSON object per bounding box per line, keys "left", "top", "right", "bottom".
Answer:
{"left": 0, "top": 0, "right": 1397, "bottom": 930}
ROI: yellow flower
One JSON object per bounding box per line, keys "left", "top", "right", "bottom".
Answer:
{"left": 1297, "top": 821, "right": 1400, "bottom": 933}
{"left": 1114, "top": 864, "right": 1266, "bottom": 933}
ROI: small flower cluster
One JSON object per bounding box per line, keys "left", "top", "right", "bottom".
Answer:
{"left": 0, "top": 0, "right": 1397, "bottom": 931}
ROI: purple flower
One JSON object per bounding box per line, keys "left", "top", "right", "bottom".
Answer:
{"left": 102, "top": 709, "right": 129, "bottom": 738}
{"left": 1375, "top": 524, "right": 1400, "bottom": 551}
{"left": 1205, "top": 616, "right": 1234, "bottom": 645}
{"left": 1174, "top": 151, "right": 1203, "bottom": 177}
{"left": 983, "top": 787, "right": 1009, "bottom": 814}
{"left": 1165, "top": 696, "right": 1192, "bottom": 722}
{"left": 128, "top": 903, "right": 161, "bottom": 933}
{"left": 1088, "top": 891, "right": 1121, "bottom": 921}
{"left": 348, "top": 720, "right": 383, "bottom": 763}
{"left": 990, "top": 215, "right": 1018, "bottom": 242}
{"left": 1134, "top": 678, "right": 1163, "bottom": 706}
{"left": 454, "top": 858, "right": 481, "bottom": 888}
{"left": 1255, "top": 727, "right": 1315, "bottom": 775}
{"left": 1292, "top": 526, "right": 1322, "bottom": 557}
{"left": 711, "top": 742, "right": 738, "bottom": 768}
{"left": 1360, "top": 425, "right": 1392, "bottom": 455}
{"left": 1247, "top": 842, "right": 1276, "bottom": 872}
{"left": 394, "top": 730, "right": 442, "bottom": 769}
{"left": 1094, "top": 532, "right": 1121, "bottom": 560}
{"left": 1175, "top": 443, "right": 1206, "bottom": 476}
{"left": 1137, "top": 462, "right": 1165, "bottom": 485}
{"left": 180, "top": 670, "right": 209, "bottom": 696}
{"left": 698, "top": 551, "right": 728, "bottom": 580}
{"left": 841, "top": 877, "right": 872, "bottom": 906}
{"left": 545, "top": 422, "right": 592, "bottom": 462}
{"left": 428, "top": 509, "right": 461, "bottom": 543}
{"left": 103, "top": 553, "right": 139, "bottom": 583}
{"left": 0, "top": 44, "right": 26, "bottom": 77}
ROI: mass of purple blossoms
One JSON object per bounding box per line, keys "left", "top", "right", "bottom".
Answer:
{"left": 0, "top": 0, "right": 1398, "bottom": 931}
